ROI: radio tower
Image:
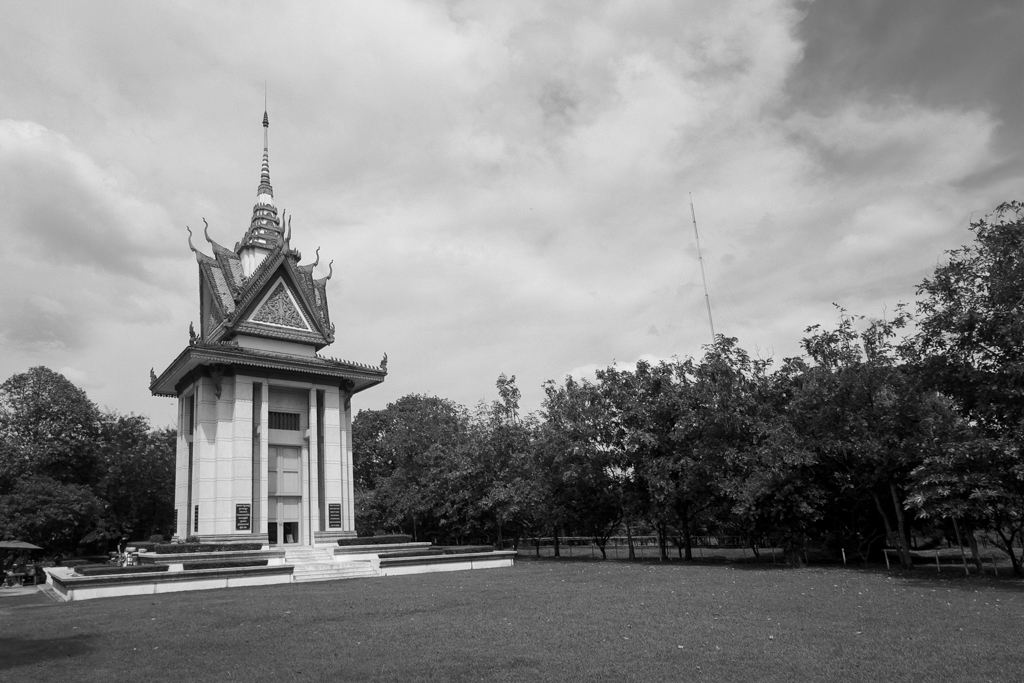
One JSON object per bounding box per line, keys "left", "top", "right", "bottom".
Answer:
{"left": 689, "top": 193, "right": 715, "bottom": 345}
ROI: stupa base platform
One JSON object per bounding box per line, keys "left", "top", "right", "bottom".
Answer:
{"left": 45, "top": 564, "right": 295, "bottom": 602}
{"left": 44, "top": 545, "right": 515, "bottom": 601}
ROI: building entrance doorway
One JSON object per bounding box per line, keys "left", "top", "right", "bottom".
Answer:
{"left": 268, "top": 445, "right": 301, "bottom": 544}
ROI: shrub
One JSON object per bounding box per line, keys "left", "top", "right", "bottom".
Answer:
{"left": 73, "top": 555, "right": 111, "bottom": 564}
{"left": 339, "top": 534, "right": 413, "bottom": 546}
{"left": 149, "top": 534, "right": 165, "bottom": 543}
{"left": 75, "top": 564, "right": 169, "bottom": 576}
{"left": 184, "top": 535, "right": 201, "bottom": 543}
{"left": 182, "top": 559, "right": 269, "bottom": 570}
{"left": 132, "top": 542, "right": 156, "bottom": 552}
{"left": 154, "top": 542, "right": 263, "bottom": 554}
{"left": 441, "top": 546, "right": 495, "bottom": 555}
{"left": 377, "top": 549, "right": 444, "bottom": 559}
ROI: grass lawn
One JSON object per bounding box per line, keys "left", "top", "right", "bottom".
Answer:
{"left": 2, "top": 559, "right": 1020, "bottom": 682}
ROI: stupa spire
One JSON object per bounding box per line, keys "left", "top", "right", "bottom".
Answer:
{"left": 238, "top": 105, "right": 284, "bottom": 261}
{"left": 258, "top": 109, "right": 273, "bottom": 199}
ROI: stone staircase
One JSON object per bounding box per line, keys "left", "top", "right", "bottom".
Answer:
{"left": 284, "top": 546, "right": 379, "bottom": 583}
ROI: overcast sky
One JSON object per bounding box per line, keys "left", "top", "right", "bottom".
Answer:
{"left": 1, "top": 0, "right": 1021, "bottom": 427}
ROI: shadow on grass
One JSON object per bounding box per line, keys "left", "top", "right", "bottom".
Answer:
{"left": 884, "top": 568, "right": 1024, "bottom": 593}
{"left": 0, "top": 634, "right": 95, "bottom": 669}
{"left": 515, "top": 553, "right": 1024, "bottom": 587}
{"left": 516, "top": 554, "right": 794, "bottom": 571}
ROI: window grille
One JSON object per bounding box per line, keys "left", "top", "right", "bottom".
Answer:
{"left": 269, "top": 411, "right": 300, "bottom": 430}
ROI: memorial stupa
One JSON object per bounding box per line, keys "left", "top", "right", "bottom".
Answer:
{"left": 150, "top": 111, "right": 386, "bottom": 547}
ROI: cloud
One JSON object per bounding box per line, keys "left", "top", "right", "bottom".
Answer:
{"left": 0, "top": 119, "right": 187, "bottom": 356}
{"left": 0, "top": 1, "right": 1018, "bottom": 423}
{"left": 0, "top": 119, "right": 177, "bottom": 278}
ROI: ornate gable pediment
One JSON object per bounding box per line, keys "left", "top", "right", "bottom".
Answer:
{"left": 248, "top": 278, "right": 312, "bottom": 332}
{"left": 184, "top": 113, "right": 336, "bottom": 351}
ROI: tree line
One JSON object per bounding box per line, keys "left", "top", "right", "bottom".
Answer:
{"left": 0, "top": 367, "right": 176, "bottom": 554}
{"left": 354, "top": 201, "right": 1023, "bottom": 575}
{"left": 1, "top": 202, "right": 1018, "bottom": 572}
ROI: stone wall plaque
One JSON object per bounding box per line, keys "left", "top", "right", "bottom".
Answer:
{"left": 328, "top": 503, "right": 342, "bottom": 528}
{"left": 236, "top": 503, "right": 252, "bottom": 531}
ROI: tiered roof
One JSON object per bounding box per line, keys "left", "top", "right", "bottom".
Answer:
{"left": 189, "top": 221, "right": 335, "bottom": 349}
{"left": 150, "top": 111, "right": 386, "bottom": 398}
{"left": 150, "top": 340, "right": 386, "bottom": 398}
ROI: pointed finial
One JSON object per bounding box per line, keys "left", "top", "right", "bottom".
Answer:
{"left": 326, "top": 259, "right": 334, "bottom": 280}
{"left": 150, "top": 368, "right": 157, "bottom": 385}
{"left": 312, "top": 246, "right": 320, "bottom": 268}
{"left": 286, "top": 215, "right": 292, "bottom": 242}
{"left": 258, "top": 104, "right": 272, "bottom": 197}
{"left": 202, "top": 218, "right": 212, "bottom": 245}
{"left": 381, "top": 353, "right": 388, "bottom": 370}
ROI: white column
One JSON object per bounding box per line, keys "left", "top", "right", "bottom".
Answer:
{"left": 341, "top": 390, "right": 354, "bottom": 532}
{"left": 307, "top": 386, "right": 320, "bottom": 544}
{"left": 259, "top": 386, "right": 270, "bottom": 542}
{"left": 174, "top": 394, "right": 189, "bottom": 539}
{"left": 323, "top": 387, "right": 343, "bottom": 534}
{"left": 194, "top": 377, "right": 218, "bottom": 536}
{"left": 232, "top": 377, "right": 254, "bottom": 535}
{"left": 212, "top": 378, "right": 236, "bottom": 535}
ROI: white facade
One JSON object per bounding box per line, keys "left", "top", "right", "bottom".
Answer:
{"left": 173, "top": 373, "right": 356, "bottom": 545}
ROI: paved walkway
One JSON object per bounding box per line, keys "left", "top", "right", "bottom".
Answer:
{"left": 0, "top": 584, "right": 61, "bottom": 607}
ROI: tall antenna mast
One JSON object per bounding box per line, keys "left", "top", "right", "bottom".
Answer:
{"left": 689, "top": 193, "right": 716, "bottom": 344}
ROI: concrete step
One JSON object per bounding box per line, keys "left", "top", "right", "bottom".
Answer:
{"left": 285, "top": 549, "right": 335, "bottom": 564}
{"left": 292, "top": 562, "right": 371, "bottom": 572}
{"left": 291, "top": 565, "right": 378, "bottom": 583}
{"left": 284, "top": 546, "right": 377, "bottom": 583}
{"left": 293, "top": 570, "right": 376, "bottom": 580}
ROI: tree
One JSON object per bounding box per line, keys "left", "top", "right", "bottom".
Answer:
{"left": 717, "top": 353, "right": 825, "bottom": 566}
{"left": 601, "top": 356, "right": 719, "bottom": 562}
{"left": 0, "top": 366, "right": 101, "bottom": 492}
{"left": 910, "top": 200, "right": 1024, "bottom": 434}
{"left": 0, "top": 368, "right": 179, "bottom": 552}
{"left": 352, "top": 394, "right": 471, "bottom": 540}
{"left": 468, "top": 375, "right": 542, "bottom": 547}
{"left": 908, "top": 433, "right": 1024, "bottom": 575}
{"left": 0, "top": 476, "right": 103, "bottom": 553}
{"left": 790, "top": 312, "right": 938, "bottom": 569}
{"left": 536, "top": 375, "right": 623, "bottom": 558}
{"left": 96, "top": 414, "right": 176, "bottom": 541}
{"left": 905, "top": 202, "right": 1024, "bottom": 574}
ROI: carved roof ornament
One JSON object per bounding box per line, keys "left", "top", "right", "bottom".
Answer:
{"left": 208, "top": 364, "right": 226, "bottom": 399}
{"left": 381, "top": 352, "right": 388, "bottom": 370}
{"left": 189, "top": 322, "right": 198, "bottom": 345}
{"left": 187, "top": 225, "right": 209, "bottom": 263}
